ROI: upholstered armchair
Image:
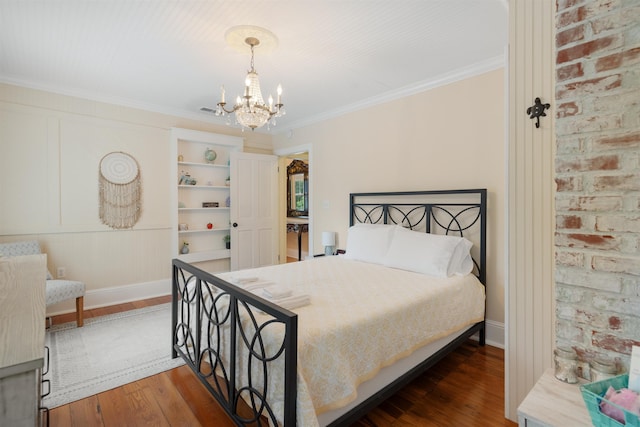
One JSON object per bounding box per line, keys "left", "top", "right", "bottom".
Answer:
{"left": 0, "top": 241, "right": 85, "bottom": 327}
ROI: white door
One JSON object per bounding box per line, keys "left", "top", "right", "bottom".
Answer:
{"left": 230, "top": 152, "right": 278, "bottom": 270}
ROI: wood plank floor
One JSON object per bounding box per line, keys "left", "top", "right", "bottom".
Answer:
{"left": 48, "top": 297, "right": 517, "bottom": 427}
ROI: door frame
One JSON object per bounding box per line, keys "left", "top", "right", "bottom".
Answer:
{"left": 274, "top": 144, "right": 313, "bottom": 262}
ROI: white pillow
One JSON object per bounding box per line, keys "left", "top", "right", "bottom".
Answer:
{"left": 383, "top": 226, "right": 473, "bottom": 277}
{"left": 344, "top": 223, "right": 396, "bottom": 265}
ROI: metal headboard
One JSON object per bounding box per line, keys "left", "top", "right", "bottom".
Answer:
{"left": 349, "top": 189, "right": 487, "bottom": 285}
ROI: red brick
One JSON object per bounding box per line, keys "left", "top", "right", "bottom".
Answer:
{"left": 593, "top": 92, "right": 640, "bottom": 116}
{"left": 592, "top": 332, "right": 640, "bottom": 355}
{"left": 593, "top": 174, "right": 640, "bottom": 191}
{"left": 557, "top": 63, "right": 585, "bottom": 81}
{"left": 609, "top": 316, "right": 621, "bottom": 330}
{"left": 557, "top": 0, "right": 584, "bottom": 11}
{"left": 557, "top": 101, "right": 581, "bottom": 118}
{"left": 556, "top": 250, "right": 585, "bottom": 267}
{"left": 556, "top": 282, "right": 588, "bottom": 303}
{"left": 596, "top": 47, "right": 640, "bottom": 72}
{"left": 556, "top": 74, "right": 622, "bottom": 99}
{"left": 592, "top": 255, "right": 640, "bottom": 276}
{"left": 556, "top": 176, "right": 583, "bottom": 192}
{"left": 595, "top": 131, "right": 640, "bottom": 150}
{"left": 557, "top": 114, "right": 622, "bottom": 135}
{"left": 596, "top": 215, "right": 640, "bottom": 232}
{"left": 556, "top": 155, "right": 619, "bottom": 173}
{"left": 557, "top": 214, "right": 583, "bottom": 229}
{"left": 557, "top": 36, "right": 621, "bottom": 64}
{"left": 557, "top": 25, "right": 586, "bottom": 48}
{"left": 556, "top": 137, "right": 584, "bottom": 155}
{"left": 555, "top": 232, "right": 619, "bottom": 250}
{"left": 556, "top": 195, "right": 623, "bottom": 211}
{"left": 557, "top": 318, "right": 586, "bottom": 342}
{"left": 557, "top": 6, "right": 587, "bottom": 28}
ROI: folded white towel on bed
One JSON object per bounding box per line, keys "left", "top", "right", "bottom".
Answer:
{"left": 237, "top": 280, "right": 275, "bottom": 291}
{"left": 262, "top": 285, "right": 293, "bottom": 299}
{"left": 281, "top": 294, "right": 311, "bottom": 310}
{"left": 266, "top": 293, "right": 311, "bottom": 311}
{"left": 230, "top": 276, "right": 259, "bottom": 285}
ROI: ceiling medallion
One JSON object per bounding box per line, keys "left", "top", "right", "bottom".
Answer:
{"left": 214, "top": 26, "right": 285, "bottom": 131}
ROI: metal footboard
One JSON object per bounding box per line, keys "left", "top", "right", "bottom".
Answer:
{"left": 171, "top": 259, "right": 298, "bottom": 426}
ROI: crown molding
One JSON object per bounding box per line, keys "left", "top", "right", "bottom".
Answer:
{"left": 275, "top": 55, "right": 506, "bottom": 134}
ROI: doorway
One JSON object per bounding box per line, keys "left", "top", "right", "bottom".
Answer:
{"left": 274, "top": 144, "right": 313, "bottom": 264}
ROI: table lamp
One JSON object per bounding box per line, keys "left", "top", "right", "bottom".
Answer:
{"left": 322, "top": 231, "right": 336, "bottom": 256}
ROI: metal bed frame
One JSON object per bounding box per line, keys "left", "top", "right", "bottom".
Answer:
{"left": 171, "top": 188, "right": 487, "bottom": 426}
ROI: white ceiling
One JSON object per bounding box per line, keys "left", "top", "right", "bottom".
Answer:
{"left": 0, "top": 1, "right": 508, "bottom": 134}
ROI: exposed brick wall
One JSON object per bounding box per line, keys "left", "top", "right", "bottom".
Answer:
{"left": 555, "top": 0, "right": 640, "bottom": 377}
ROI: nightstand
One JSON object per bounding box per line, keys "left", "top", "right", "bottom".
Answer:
{"left": 517, "top": 368, "right": 592, "bottom": 426}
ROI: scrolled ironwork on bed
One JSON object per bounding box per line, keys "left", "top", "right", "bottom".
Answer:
{"left": 350, "top": 188, "right": 487, "bottom": 285}
{"left": 171, "top": 263, "right": 297, "bottom": 425}
{"left": 172, "top": 188, "right": 487, "bottom": 426}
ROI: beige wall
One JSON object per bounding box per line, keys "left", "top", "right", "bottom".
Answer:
{"left": 1, "top": 70, "right": 506, "bottom": 333}
{"left": 0, "top": 83, "right": 272, "bottom": 311}
{"left": 273, "top": 69, "right": 506, "bottom": 327}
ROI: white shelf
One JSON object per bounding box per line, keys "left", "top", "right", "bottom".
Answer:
{"left": 178, "top": 185, "right": 230, "bottom": 189}
{"left": 179, "top": 207, "right": 229, "bottom": 211}
{"left": 178, "top": 161, "right": 228, "bottom": 169}
{"left": 177, "top": 249, "right": 230, "bottom": 264}
{"left": 178, "top": 227, "right": 231, "bottom": 234}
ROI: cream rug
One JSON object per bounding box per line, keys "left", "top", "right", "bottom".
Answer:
{"left": 43, "top": 303, "right": 185, "bottom": 408}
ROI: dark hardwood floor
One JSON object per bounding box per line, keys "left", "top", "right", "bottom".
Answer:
{"left": 48, "top": 297, "right": 517, "bottom": 427}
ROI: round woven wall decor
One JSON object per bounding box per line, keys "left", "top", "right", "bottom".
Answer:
{"left": 99, "top": 151, "right": 142, "bottom": 229}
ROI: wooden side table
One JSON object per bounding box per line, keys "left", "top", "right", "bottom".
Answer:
{"left": 517, "top": 368, "right": 593, "bottom": 426}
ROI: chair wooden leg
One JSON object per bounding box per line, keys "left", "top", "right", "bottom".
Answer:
{"left": 76, "top": 296, "right": 84, "bottom": 327}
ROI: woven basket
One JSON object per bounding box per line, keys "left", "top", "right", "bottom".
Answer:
{"left": 580, "top": 374, "right": 640, "bottom": 427}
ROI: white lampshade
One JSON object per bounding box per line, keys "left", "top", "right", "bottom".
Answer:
{"left": 322, "top": 231, "right": 336, "bottom": 246}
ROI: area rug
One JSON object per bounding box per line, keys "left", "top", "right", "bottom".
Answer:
{"left": 43, "top": 303, "right": 185, "bottom": 408}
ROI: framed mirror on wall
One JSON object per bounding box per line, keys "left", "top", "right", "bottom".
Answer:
{"left": 287, "top": 159, "right": 309, "bottom": 217}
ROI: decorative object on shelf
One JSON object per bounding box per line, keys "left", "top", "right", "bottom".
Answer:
{"left": 178, "top": 223, "right": 188, "bottom": 231}
{"left": 526, "top": 97, "right": 550, "bottom": 128}
{"left": 178, "top": 201, "right": 186, "bottom": 208}
{"left": 99, "top": 151, "right": 142, "bottom": 229}
{"left": 204, "top": 147, "right": 217, "bottom": 163}
{"left": 181, "top": 242, "right": 190, "bottom": 254}
{"left": 179, "top": 171, "right": 197, "bottom": 185}
{"left": 223, "top": 234, "right": 231, "bottom": 249}
{"left": 590, "top": 357, "right": 617, "bottom": 382}
{"left": 207, "top": 223, "right": 213, "bottom": 229}
{"left": 322, "top": 231, "right": 336, "bottom": 256}
{"left": 225, "top": 176, "right": 231, "bottom": 186}
{"left": 212, "top": 26, "right": 285, "bottom": 131}
{"left": 202, "top": 202, "right": 219, "bottom": 208}
{"left": 226, "top": 196, "right": 231, "bottom": 207}
{"left": 554, "top": 346, "right": 578, "bottom": 383}
{"left": 178, "top": 154, "right": 184, "bottom": 162}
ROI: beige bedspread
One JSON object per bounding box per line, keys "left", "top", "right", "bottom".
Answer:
{"left": 215, "top": 255, "right": 485, "bottom": 426}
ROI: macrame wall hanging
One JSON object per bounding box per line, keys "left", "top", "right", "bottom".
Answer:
{"left": 99, "top": 151, "right": 142, "bottom": 229}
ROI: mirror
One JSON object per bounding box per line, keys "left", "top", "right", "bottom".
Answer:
{"left": 287, "top": 159, "right": 309, "bottom": 217}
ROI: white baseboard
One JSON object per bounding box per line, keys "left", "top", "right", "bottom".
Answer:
{"left": 286, "top": 248, "right": 308, "bottom": 259}
{"left": 485, "top": 319, "right": 505, "bottom": 349}
{"left": 46, "top": 278, "right": 171, "bottom": 316}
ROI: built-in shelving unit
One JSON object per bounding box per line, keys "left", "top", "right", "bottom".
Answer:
{"left": 170, "top": 128, "right": 243, "bottom": 269}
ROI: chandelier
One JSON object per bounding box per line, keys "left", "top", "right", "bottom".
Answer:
{"left": 215, "top": 36, "right": 285, "bottom": 131}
